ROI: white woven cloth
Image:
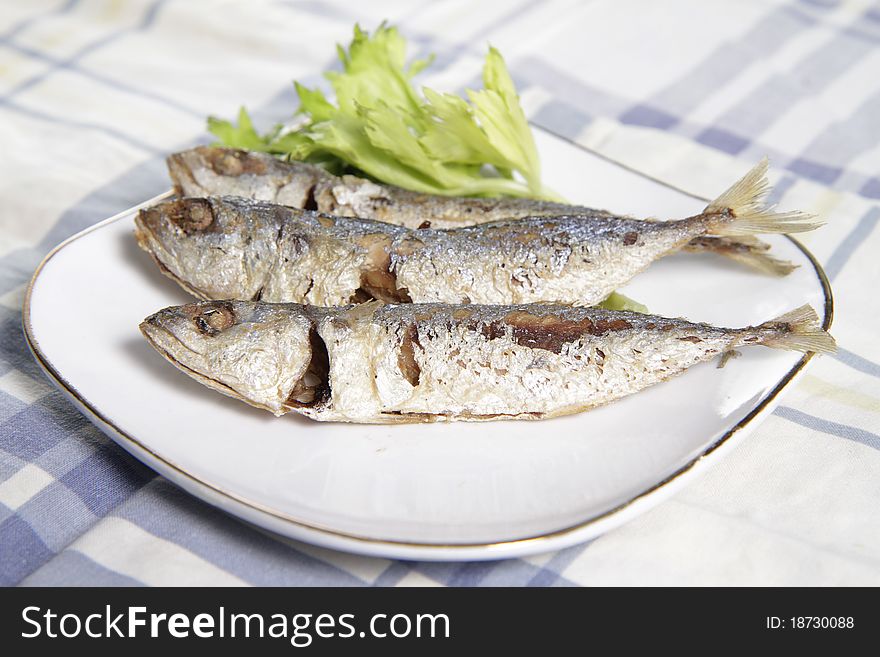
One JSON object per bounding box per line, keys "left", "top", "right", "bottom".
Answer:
{"left": 1, "top": 0, "right": 878, "bottom": 586}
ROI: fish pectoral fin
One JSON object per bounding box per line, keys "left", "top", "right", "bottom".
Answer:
{"left": 684, "top": 236, "right": 798, "bottom": 276}
{"left": 717, "top": 349, "right": 741, "bottom": 369}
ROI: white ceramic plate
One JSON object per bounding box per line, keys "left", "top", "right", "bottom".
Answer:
{"left": 24, "top": 128, "right": 832, "bottom": 560}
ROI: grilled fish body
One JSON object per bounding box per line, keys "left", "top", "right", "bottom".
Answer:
{"left": 167, "top": 146, "right": 799, "bottom": 276}
{"left": 136, "top": 196, "right": 690, "bottom": 307}
{"left": 136, "top": 160, "right": 818, "bottom": 307}
{"left": 169, "top": 146, "right": 614, "bottom": 229}
{"left": 140, "top": 300, "right": 834, "bottom": 423}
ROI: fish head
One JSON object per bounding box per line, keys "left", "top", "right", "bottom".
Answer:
{"left": 167, "top": 147, "right": 270, "bottom": 196}
{"left": 135, "top": 198, "right": 275, "bottom": 300}
{"left": 139, "top": 301, "right": 321, "bottom": 415}
{"left": 167, "top": 146, "right": 327, "bottom": 208}
{"left": 167, "top": 147, "right": 215, "bottom": 197}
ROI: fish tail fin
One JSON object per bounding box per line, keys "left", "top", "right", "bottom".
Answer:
{"left": 702, "top": 157, "right": 822, "bottom": 236}
{"left": 757, "top": 304, "right": 836, "bottom": 354}
{"left": 685, "top": 235, "right": 798, "bottom": 276}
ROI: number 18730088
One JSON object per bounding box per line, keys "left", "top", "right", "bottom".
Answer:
{"left": 766, "top": 617, "right": 854, "bottom": 630}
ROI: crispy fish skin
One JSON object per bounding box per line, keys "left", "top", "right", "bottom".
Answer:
{"left": 136, "top": 162, "right": 819, "bottom": 307}
{"left": 169, "top": 146, "right": 605, "bottom": 229}
{"left": 136, "top": 196, "right": 685, "bottom": 306}
{"left": 168, "top": 147, "right": 797, "bottom": 275}
{"left": 140, "top": 300, "right": 835, "bottom": 424}
{"left": 390, "top": 215, "right": 691, "bottom": 305}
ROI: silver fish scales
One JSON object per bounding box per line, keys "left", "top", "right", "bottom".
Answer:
{"left": 140, "top": 300, "right": 834, "bottom": 423}
{"left": 167, "top": 146, "right": 801, "bottom": 276}
{"left": 136, "top": 159, "right": 818, "bottom": 307}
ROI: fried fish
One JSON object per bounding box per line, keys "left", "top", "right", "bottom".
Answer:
{"left": 140, "top": 300, "right": 834, "bottom": 423}
{"left": 168, "top": 146, "right": 797, "bottom": 275}
{"left": 136, "top": 160, "right": 818, "bottom": 307}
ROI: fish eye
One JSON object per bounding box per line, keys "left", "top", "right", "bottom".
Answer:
{"left": 194, "top": 304, "right": 235, "bottom": 335}
{"left": 169, "top": 199, "right": 214, "bottom": 233}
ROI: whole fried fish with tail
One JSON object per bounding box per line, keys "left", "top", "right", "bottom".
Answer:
{"left": 136, "top": 160, "right": 819, "bottom": 307}
{"left": 168, "top": 146, "right": 797, "bottom": 276}
{"left": 140, "top": 301, "right": 834, "bottom": 423}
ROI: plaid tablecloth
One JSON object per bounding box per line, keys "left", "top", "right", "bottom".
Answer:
{"left": 2, "top": 0, "right": 878, "bottom": 586}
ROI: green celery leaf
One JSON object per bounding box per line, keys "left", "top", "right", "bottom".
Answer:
{"left": 207, "top": 107, "right": 274, "bottom": 152}
{"left": 597, "top": 292, "right": 649, "bottom": 313}
{"left": 306, "top": 114, "right": 437, "bottom": 192}
{"left": 293, "top": 82, "right": 336, "bottom": 123}
{"left": 358, "top": 101, "right": 449, "bottom": 186}
{"left": 327, "top": 23, "right": 426, "bottom": 122}
{"left": 207, "top": 24, "right": 561, "bottom": 200}
{"left": 266, "top": 130, "right": 315, "bottom": 158}
{"left": 469, "top": 47, "right": 542, "bottom": 193}
{"left": 418, "top": 88, "right": 504, "bottom": 166}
